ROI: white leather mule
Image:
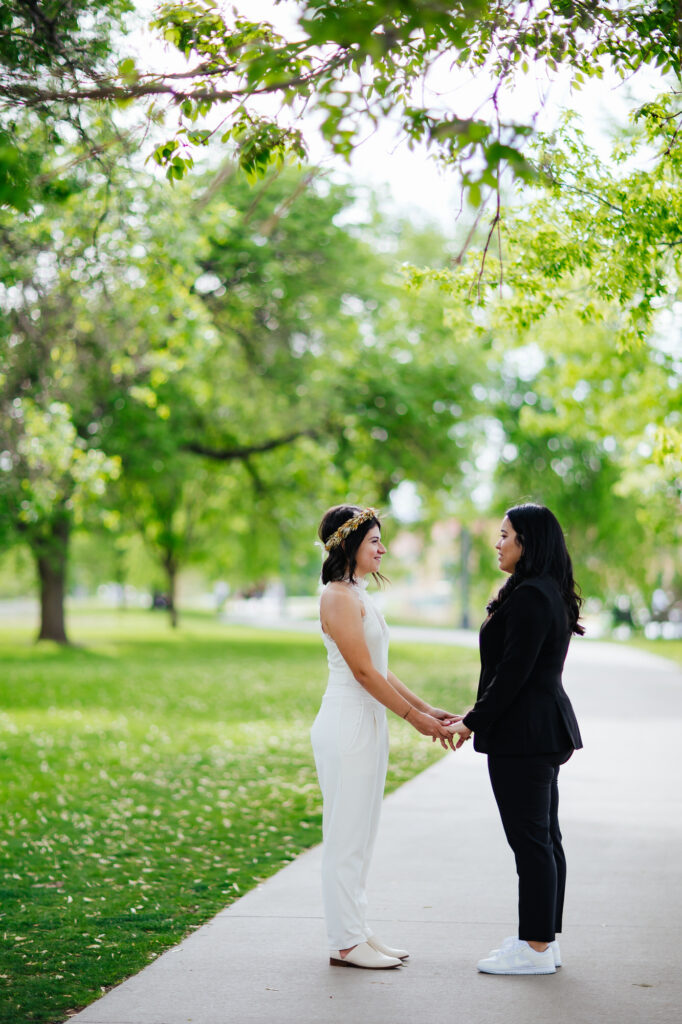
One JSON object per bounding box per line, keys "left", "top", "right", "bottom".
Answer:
{"left": 329, "top": 941, "right": 402, "bottom": 969}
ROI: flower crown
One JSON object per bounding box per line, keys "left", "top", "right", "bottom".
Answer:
{"left": 324, "top": 507, "right": 380, "bottom": 552}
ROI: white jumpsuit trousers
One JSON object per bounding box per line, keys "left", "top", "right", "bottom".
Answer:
{"left": 310, "top": 579, "right": 390, "bottom": 952}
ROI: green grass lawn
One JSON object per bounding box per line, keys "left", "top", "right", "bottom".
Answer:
{"left": 0, "top": 609, "right": 479, "bottom": 1024}
{"left": 628, "top": 637, "right": 682, "bottom": 668}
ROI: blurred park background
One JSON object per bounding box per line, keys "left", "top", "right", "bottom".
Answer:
{"left": 1, "top": 1, "right": 681, "bottom": 1022}
{"left": 1, "top": 3, "right": 681, "bottom": 646}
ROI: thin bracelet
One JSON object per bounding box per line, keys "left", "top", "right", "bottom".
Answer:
{"left": 402, "top": 705, "right": 412, "bottom": 719}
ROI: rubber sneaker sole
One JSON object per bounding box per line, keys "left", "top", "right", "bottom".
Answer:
{"left": 477, "top": 961, "right": 556, "bottom": 975}
{"left": 477, "top": 940, "right": 556, "bottom": 975}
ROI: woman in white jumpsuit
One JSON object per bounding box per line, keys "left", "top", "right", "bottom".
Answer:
{"left": 311, "top": 505, "right": 458, "bottom": 970}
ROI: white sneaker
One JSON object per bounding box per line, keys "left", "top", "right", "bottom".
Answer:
{"left": 477, "top": 938, "right": 556, "bottom": 975}
{"left": 550, "top": 939, "right": 562, "bottom": 968}
{"left": 489, "top": 935, "right": 562, "bottom": 968}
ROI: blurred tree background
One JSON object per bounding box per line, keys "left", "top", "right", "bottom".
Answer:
{"left": 1, "top": 0, "right": 680, "bottom": 642}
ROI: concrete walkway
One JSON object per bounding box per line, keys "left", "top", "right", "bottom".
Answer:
{"left": 70, "top": 639, "right": 682, "bottom": 1024}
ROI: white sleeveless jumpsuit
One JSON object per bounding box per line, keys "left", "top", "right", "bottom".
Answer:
{"left": 310, "top": 579, "right": 390, "bottom": 951}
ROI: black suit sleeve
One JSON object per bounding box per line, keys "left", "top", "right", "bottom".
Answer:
{"left": 463, "top": 586, "right": 551, "bottom": 734}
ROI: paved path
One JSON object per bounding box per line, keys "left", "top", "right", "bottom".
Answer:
{"left": 70, "top": 639, "right": 681, "bottom": 1024}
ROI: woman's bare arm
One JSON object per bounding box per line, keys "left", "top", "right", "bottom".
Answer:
{"left": 321, "top": 585, "right": 455, "bottom": 745}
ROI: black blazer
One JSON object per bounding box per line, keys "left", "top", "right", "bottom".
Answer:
{"left": 462, "top": 575, "right": 583, "bottom": 756}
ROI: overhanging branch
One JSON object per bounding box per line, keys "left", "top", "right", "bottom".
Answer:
{"left": 184, "top": 428, "right": 318, "bottom": 461}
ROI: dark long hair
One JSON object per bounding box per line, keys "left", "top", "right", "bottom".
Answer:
{"left": 318, "top": 505, "right": 386, "bottom": 586}
{"left": 487, "top": 503, "right": 584, "bottom": 635}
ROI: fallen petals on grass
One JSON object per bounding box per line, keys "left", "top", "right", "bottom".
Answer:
{"left": 0, "top": 611, "right": 478, "bottom": 1024}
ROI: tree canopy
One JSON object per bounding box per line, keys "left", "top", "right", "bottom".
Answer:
{"left": 0, "top": 118, "right": 492, "bottom": 639}
{"left": 403, "top": 104, "right": 682, "bottom": 606}
{"left": 2, "top": 1, "right": 681, "bottom": 208}
{"left": 1, "top": 1, "right": 680, "bottom": 638}
{"left": 0, "top": 0, "right": 136, "bottom": 210}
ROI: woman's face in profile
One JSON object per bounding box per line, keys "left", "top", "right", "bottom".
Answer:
{"left": 355, "top": 525, "right": 386, "bottom": 577}
{"left": 495, "top": 516, "right": 523, "bottom": 574}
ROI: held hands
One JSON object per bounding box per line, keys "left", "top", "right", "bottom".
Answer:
{"left": 427, "top": 706, "right": 462, "bottom": 724}
{"left": 426, "top": 705, "right": 470, "bottom": 750}
{"left": 444, "top": 720, "right": 473, "bottom": 750}
{"left": 405, "top": 708, "right": 459, "bottom": 750}
{"left": 425, "top": 703, "right": 473, "bottom": 751}
{"left": 401, "top": 702, "right": 472, "bottom": 752}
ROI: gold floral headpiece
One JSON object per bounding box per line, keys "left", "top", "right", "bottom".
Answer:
{"left": 324, "top": 507, "right": 380, "bottom": 552}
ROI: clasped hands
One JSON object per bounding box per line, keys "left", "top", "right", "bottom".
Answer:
{"left": 426, "top": 706, "right": 472, "bottom": 751}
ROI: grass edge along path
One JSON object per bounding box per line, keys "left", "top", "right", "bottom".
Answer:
{"left": 0, "top": 610, "right": 479, "bottom": 1024}
{"left": 627, "top": 637, "right": 682, "bottom": 668}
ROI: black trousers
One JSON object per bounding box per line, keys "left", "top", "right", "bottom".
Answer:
{"left": 487, "top": 750, "right": 573, "bottom": 942}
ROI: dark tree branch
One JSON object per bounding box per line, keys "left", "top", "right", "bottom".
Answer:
{"left": 2, "top": 46, "right": 358, "bottom": 110}
{"left": 184, "top": 428, "right": 318, "bottom": 461}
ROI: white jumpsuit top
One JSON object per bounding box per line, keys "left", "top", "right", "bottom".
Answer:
{"left": 310, "top": 579, "right": 391, "bottom": 951}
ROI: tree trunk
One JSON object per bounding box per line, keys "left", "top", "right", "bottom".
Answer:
{"left": 33, "top": 515, "right": 70, "bottom": 643}
{"left": 113, "top": 547, "right": 127, "bottom": 609}
{"left": 164, "top": 557, "right": 178, "bottom": 629}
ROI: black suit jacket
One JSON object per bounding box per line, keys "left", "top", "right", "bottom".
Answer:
{"left": 462, "top": 575, "right": 583, "bottom": 756}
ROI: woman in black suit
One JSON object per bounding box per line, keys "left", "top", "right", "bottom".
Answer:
{"left": 449, "top": 504, "right": 583, "bottom": 976}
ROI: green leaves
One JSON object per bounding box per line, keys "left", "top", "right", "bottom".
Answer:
{"left": 225, "top": 115, "right": 307, "bottom": 179}
{"left": 117, "top": 56, "right": 138, "bottom": 83}
{"left": 0, "top": 131, "right": 34, "bottom": 212}
{"left": 4, "top": 0, "right": 682, "bottom": 213}
{"left": 13, "top": 401, "right": 121, "bottom": 527}
{"left": 0, "top": 0, "right": 136, "bottom": 209}
{"left": 444, "top": 112, "right": 682, "bottom": 596}
{"left": 151, "top": 0, "right": 230, "bottom": 58}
